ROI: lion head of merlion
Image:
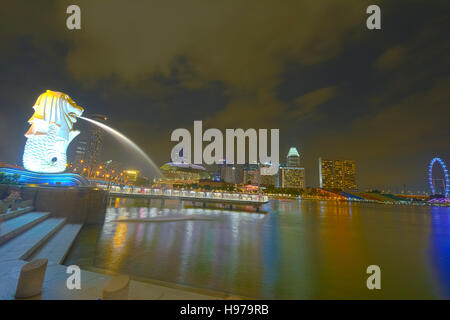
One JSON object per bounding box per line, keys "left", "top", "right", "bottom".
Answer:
{"left": 23, "top": 90, "right": 84, "bottom": 173}
{"left": 26, "top": 90, "right": 84, "bottom": 141}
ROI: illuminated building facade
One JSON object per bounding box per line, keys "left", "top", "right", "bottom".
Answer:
{"left": 286, "top": 147, "right": 301, "bottom": 167}
{"left": 319, "top": 158, "right": 357, "bottom": 190}
{"left": 71, "top": 159, "right": 126, "bottom": 184}
{"left": 83, "top": 114, "right": 107, "bottom": 177}
{"left": 281, "top": 167, "right": 305, "bottom": 189}
{"left": 73, "top": 140, "right": 87, "bottom": 171}
{"left": 219, "top": 161, "right": 280, "bottom": 186}
{"left": 218, "top": 160, "right": 244, "bottom": 184}
{"left": 71, "top": 114, "right": 108, "bottom": 177}
{"left": 244, "top": 164, "right": 259, "bottom": 185}
{"left": 160, "top": 162, "right": 210, "bottom": 181}
{"left": 94, "top": 160, "right": 123, "bottom": 182}
{"left": 221, "top": 165, "right": 234, "bottom": 183}
{"left": 226, "top": 165, "right": 244, "bottom": 184}
{"left": 279, "top": 147, "right": 305, "bottom": 188}
{"left": 123, "top": 169, "right": 140, "bottom": 184}
{"left": 260, "top": 173, "right": 277, "bottom": 186}
{"left": 259, "top": 163, "right": 277, "bottom": 186}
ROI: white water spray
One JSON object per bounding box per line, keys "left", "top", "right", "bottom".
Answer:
{"left": 79, "top": 116, "right": 161, "bottom": 176}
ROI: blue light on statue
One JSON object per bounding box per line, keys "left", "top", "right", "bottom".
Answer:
{"left": 0, "top": 167, "right": 89, "bottom": 186}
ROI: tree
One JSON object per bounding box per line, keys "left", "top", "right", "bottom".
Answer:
{"left": 0, "top": 172, "right": 20, "bottom": 185}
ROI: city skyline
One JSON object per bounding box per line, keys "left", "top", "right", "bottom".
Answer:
{"left": 0, "top": 1, "right": 449, "bottom": 304}
{"left": 0, "top": 1, "right": 449, "bottom": 192}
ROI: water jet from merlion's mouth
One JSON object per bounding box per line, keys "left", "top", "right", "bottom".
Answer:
{"left": 78, "top": 116, "right": 161, "bottom": 177}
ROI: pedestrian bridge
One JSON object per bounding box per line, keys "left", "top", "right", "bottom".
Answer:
{"left": 107, "top": 187, "right": 269, "bottom": 211}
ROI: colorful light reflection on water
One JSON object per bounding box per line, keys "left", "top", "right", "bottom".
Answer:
{"left": 65, "top": 199, "right": 450, "bottom": 299}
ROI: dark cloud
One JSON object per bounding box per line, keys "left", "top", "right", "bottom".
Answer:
{"left": 290, "top": 86, "right": 338, "bottom": 121}
{"left": 375, "top": 45, "right": 407, "bottom": 69}
{"left": 0, "top": 0, "right": 449, "bottom": 191}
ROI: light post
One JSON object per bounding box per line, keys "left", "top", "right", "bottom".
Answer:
{"left": 104, "top": 160, "right": 113, "bottom": 190}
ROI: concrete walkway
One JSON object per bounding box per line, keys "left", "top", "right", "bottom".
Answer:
{"left": 0, "top": 211, "right": 245, "bottom": 300}
{"left": 0, "top": 260, "right": 242, "bottom": 300}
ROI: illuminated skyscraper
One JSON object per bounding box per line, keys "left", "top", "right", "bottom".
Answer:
{"left": 219, "top": 160, "right": 234, "bottom": 183}
{"left": 286, "top": 147, "right": 301, "bottom": 167}
{"left": 72, "top": 114, "right": 107, "bottom": 177}
{"left": 222, "top": 164, "right": 244, "bottom": 184}
{"left": 319, "top": 158, "right": 357, "bottom": 190}
{"left": 218, "top": 159, "right": 245, "bottom": 184}
{"left": 72, "top": 139, "right": 87, "bottom": 173}
{"left": 85, "top": 114, "right": 107, "bottom": 177}
{"left": 243, "top": 163, "right": 259, "bottom": 185}
{"left": 281, "top": 167, "right": 305, "bottom": 189}
{"left": 280, "top": 147, "right": 305, "bottom": 188}
{"left": 258, "top": 163, "right": 277, "bottom": 186}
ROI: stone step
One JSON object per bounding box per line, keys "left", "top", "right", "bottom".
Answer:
{"left": 0, "top": 206, "right": 34, "bottom": 222}
{"left": 0, "top": 212, "right": 51, "bottom": 246}
{"left": 0, "top": 217, "right": 66, "bottom": 262}
{"left": 30, "top": 223, "right": 83, "bottom": 264}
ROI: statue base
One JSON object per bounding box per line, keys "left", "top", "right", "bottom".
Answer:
{"left": 0, "top": 166, "right": 89, "bottom": 187}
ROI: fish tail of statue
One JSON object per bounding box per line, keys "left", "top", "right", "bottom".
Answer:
{"left": 23, "top": 125, "right": 68, "bottom": 173}
{"left": 22, "top": 90, "right": 84, "bottom": 173}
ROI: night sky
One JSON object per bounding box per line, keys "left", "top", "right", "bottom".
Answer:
{"left": 0, "top": 1, "right": 449, "bottom": 191}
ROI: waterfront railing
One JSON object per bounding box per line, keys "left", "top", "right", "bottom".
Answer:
{"left": 107, "top": 186, "right": 269, "bottom": 203}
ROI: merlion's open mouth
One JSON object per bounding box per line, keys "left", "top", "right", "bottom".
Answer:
{"left": 68, "top": 112, "right": 80, "bottom": 122}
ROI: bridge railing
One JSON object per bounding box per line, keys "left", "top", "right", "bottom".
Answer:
{"left": 108, "top": 186, "right": 268, "bottom": 203}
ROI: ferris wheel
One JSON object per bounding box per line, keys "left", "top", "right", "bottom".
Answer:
{"left": 429, "top": 157, "right": 449, "bottom": 198}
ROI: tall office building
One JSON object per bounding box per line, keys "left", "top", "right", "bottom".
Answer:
{"left": 234, "top": 165, "right": 244, "bottom": 184}
{"left": 72, "top": 139, "right": 87, "bottom": 173}
{"left": 218, "top": 160, "right": 242, "bottom": 184}
{"left": 286, "top": 147, "right": 301, "bottom": 167}
{"left": 85, "top": 114, "right": 107, "bottom": 177}
{"left": 258, "top": 163, "right": 277, "bottom": 187}
{"left": 281, "top": 167, "right": 306, "bottom": 189}
{"left": 71, "top": 114, "right": 107, "bottom": 177}
{"left": 223, "top": 165, "right": 244, "bottom": 184}
{"left": 243, "top": 163, "right": 259, "bottom": 185}
{"left": 280, "top": 147, "right": 305, "bottom": 189}
{"left": 260, "top": 173, "right": 277, "bottom": 186}
{"left": 319, "top": 158, "right": 357, "bottom": 190}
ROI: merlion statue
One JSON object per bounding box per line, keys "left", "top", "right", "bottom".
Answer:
{"left": 23, "top": 90, "right": 84, "bottom": 173}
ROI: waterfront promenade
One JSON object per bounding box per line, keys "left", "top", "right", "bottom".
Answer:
{"left": 0, "top": 259, "right": 242, "bottom": 300}
{"left": 66, "top": 199, "right": 449, "bottom": 299}
{"left": 107, "top": 187, "right": 269, "bottom": 211}
{"left": 0, "top": 203, "right": 243, "bottom": 300}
